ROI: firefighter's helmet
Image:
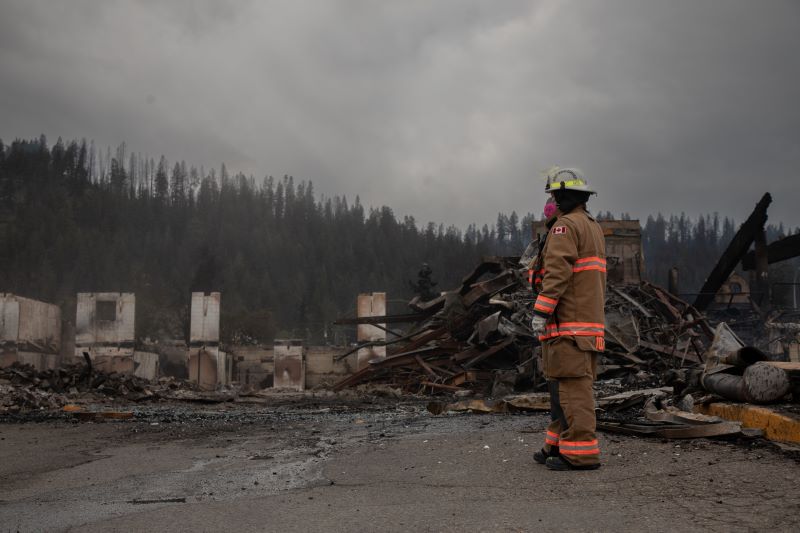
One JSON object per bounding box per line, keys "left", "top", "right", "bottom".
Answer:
{"left": 544, "top": 167, "right": 596, "bottom": 195}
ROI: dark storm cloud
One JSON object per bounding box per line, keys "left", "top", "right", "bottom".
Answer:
{"left": 1, "top": 0, "right": 798, "bottom": 228}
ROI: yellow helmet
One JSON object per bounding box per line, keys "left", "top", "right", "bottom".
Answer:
{"left": 544, "top": 167, "right": 596, "bottom": 195}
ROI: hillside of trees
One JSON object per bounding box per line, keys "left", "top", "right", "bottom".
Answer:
{"left": 1, "top": 136, "right": 797, "bottom": 344}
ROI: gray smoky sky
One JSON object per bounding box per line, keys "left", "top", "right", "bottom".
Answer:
{"left": 1, "top": 0, "right": 799, "bottom": 229}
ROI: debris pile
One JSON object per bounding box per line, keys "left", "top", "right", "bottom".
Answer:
{"left": 596, "top": 390, "right": 760, "bottom": 440}
{"left": 334, "top": 256, "right": 717, "bottom": 395}
{"left": 601, "top": 281, "right": 715, "bottom": 382}
{"left": 0, "top": 361, "right": 185, "bottom": 413}
{"left": 334, "top": 257, "right": 534, "bottom": 395}
{"left": 426, "top": 387, "right": 757, "bottom": 439}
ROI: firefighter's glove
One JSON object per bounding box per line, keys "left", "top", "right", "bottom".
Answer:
{"left": 530, "top": 315, "right": 547, "bottom": 337}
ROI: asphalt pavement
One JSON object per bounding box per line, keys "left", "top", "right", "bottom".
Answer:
{"left": 1, "top": 402, "right": 798, "bottom": 532}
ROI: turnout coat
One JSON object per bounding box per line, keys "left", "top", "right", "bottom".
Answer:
{"left": 532, "top": 207, "right": 607, "bottom": 377}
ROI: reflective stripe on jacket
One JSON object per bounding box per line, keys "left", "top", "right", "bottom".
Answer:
{"left": 532, "top": 207, "right": 606, "bottom": 351}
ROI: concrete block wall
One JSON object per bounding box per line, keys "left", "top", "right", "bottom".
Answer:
{"left": 230, "top": 345, "right": 354, "bottom": 390}
{"left": 306, "top": 347, "right": 356, "bottom": 388}
{"left": 187, "top": 292, "right": 229, "bottom": 389}
{"left": 1, "top": 293, "right": 62, "bottom": 370}
{"left": 75, "top": 292, "right": 135, "bottom": 357}
{"left": 356, "top": 292, "right": 386, "bottom": 370}
{"left": 133, "top": 352, "right": 159, "bottom": 380}
{"left": 274, "top": 339, "right": 306, "bottom": 391}
{"left": 232, "top": 345, "right": 273, "bottom": 388}
{"left": 187, "top": 346, "right": 231, "bottom": 390}
{"left": 190, "top": 292, "right": 220, "bottom": 344}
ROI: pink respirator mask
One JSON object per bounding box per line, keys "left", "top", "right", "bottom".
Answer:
{"left": 543, "top": 199, "right": 557, "bottom": 219}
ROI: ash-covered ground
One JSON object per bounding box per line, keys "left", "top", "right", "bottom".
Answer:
{"left": 1, "top": 395, "right": 799, "bottom": 532}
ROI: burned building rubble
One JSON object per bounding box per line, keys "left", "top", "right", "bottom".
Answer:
{"left": 694, "top": 194, "right": 800, "bottom": 359}
{"left": 332, "top": 256, "right": 717, "bottom": 397}
{"left": 332, "top": 215, "right": 699, "bottom": 396}
{"left": 333, "top": 194, "right": 800, "bottom": 422}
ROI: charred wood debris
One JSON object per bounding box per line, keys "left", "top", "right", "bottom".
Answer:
{"left": 0, "top": 357, "right": 233, "bottom": 416}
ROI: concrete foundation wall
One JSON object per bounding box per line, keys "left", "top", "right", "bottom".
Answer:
{"left": 0, "top": 297, "right": 18, "bottom": 344}
{"left": 357, "top": 292, "right": 386, "bottom": 370}
{"left": 1, "top": 294, "right": 61, "bottom": 351}
{"left": 187, "top": 346, "right": 231, "bottom": 390}
{"left": 133, "top": 351, "right": 159, "bottom": 380}
{"left": 1, "top": 294, "right": 62, "bottom": 370}
{"left": 231, "top": 345, "right": 354, "bottom": 390}
{"left": 74, "top": 293, "right": 140, "bottom": 380}
{"left": 190, "top": 292, "right": 220, "bottom": 344}
{"left": 75, "top": 293, "right": 135, "bottom": 350}
{"left": 307, "top": 347, "right": 357, "bottom": 388}
{"left": 186, "top": 292, "right": 227, "bottom": 389}
{"left": 274, "top": 340, "right": 306, "bottom": 391}
{"left": 232, "top": 345, "right": 273, "bottom": 388}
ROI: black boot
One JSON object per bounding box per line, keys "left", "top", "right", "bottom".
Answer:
{"left": 534, "top": 446, "right": 559, "bottom": 465}
{"left": 545, "top": 456, "right": 600, "bottom": 471}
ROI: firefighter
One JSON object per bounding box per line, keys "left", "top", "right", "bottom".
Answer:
{"left": 530, "top": 167, "right": 606, "bottom": 471}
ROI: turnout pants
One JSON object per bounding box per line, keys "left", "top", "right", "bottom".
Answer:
{"left": 541, "top": 337, "right": 600, "bottom": 467}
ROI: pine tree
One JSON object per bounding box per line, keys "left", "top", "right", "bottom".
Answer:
{"left": 170, "top": 161, "right": 186, "bottom": 205}
{"left": 154, "top": 156, "right": 169, "bottom": 203}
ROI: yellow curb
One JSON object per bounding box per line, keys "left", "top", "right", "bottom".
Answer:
{"left": 696, "top": 402, "right": 800, "bottom": 444}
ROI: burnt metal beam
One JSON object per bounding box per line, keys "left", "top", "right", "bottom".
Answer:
{"left": 741, "top": 233, "right": 800, "bottom": 270}
{"left": 693, "top": 193, "right": 771, "bottom": 312}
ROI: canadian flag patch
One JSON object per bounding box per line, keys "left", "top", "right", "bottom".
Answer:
{"left": 553, "top": 226, "right": 568, "bottom": 235}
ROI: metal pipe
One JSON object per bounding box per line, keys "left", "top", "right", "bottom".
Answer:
{"left": 719, "top": 346, "right": 767, "bottom": 367}
{"left": 701, "top": 373, "right": 749, "bottom": 402}
{"left": 702, "top": 362, "right": 790, "bottom": 403}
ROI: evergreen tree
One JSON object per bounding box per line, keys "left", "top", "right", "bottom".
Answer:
{"left": 154, "top": 156, "right": 169, "bottom": 203}
{"left": 170, "top": 161, "right": 187, "bottom": 205}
